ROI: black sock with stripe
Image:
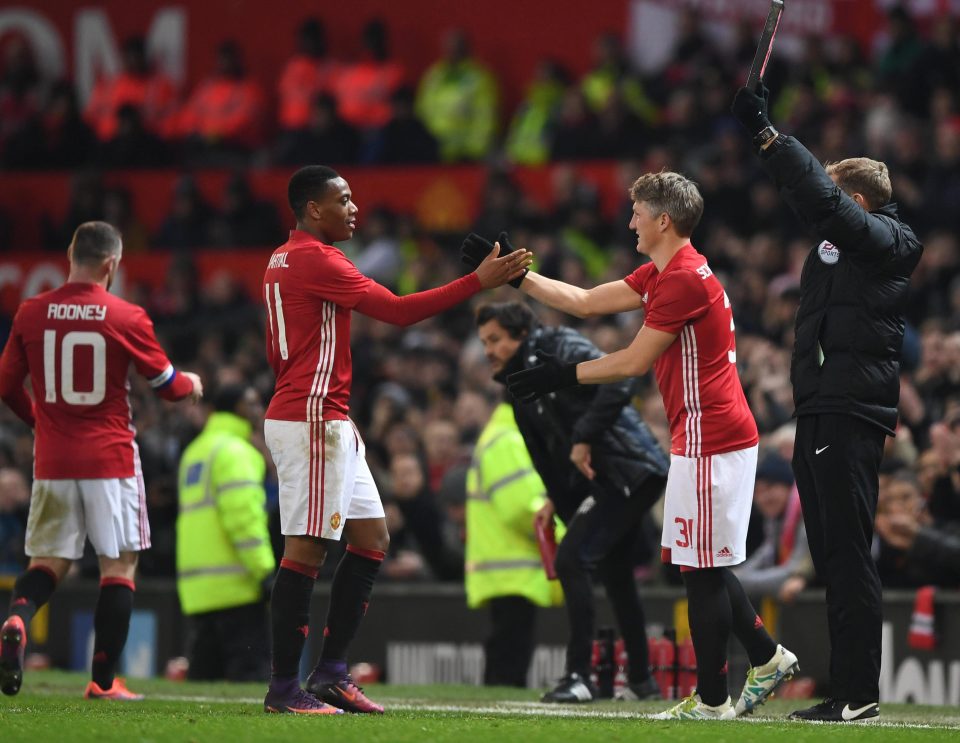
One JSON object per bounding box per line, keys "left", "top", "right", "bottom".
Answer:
{"left": 91, "top": 578, "right": 135, "bottom": 690}
{"left": 270, "top": 559, "right": 318, "bottom": 682}
{"left": 721, "top": 568, "right": 778, "bottom": 666}
{"left": 318, "top": 546, "right": 383, "bottom": 666}
{"left": 682, "top": 568, "right": 730, "bottom": 707}
{"left": 8, "top": 567, "right": 58, "bottom": 625}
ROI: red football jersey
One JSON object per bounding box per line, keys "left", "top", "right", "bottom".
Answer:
{"left": 0, "top": 282, "right": 184, "bottom": 479}
{"left": 624, "top": 245, "right": 758, "bottom": 457}
{"left": 264, "top": 230, "right": 373, "bottom": 422}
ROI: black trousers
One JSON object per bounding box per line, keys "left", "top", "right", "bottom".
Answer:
{"left": 553, "top": 475, "right": 665, "bottom": 682}
{"left": 793, "top": 413, "right": 885, "bottom": 702}
{"left": 187, "top": 601, "right": 271, "bottom": 682}
{"left": 484, "top": 595, "right": 538, "bottom": 687}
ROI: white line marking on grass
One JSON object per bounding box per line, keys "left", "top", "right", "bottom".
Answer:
{"left": 34, "top": 689, "right": 960, "bottom": 730}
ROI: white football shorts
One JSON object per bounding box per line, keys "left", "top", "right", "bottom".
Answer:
{"left": 26, "top": 476, "right": 150, "bottom": 560}
{"left": 265, "top": 418, "right": 384, "bottom": 540}
{"left": 661, "top": 444, "right": 758, "bottom": 568}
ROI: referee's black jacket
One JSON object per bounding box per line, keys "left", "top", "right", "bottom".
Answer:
{"left": 494, "top": 325, "right": 669, "bottom": 521}
{"left": 760, "top": 136, "right": 923, "bottom": 435}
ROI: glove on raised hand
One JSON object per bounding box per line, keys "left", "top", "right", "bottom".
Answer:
{"left": 506, "top": 350, "right": 578, "bottom": 403}
{"left": 732, "top": 83, "right": 772, "bottom": 137}
{"left": 460, "top": 231, "right": 527, "bottom": 288}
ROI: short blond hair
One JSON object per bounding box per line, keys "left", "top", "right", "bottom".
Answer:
{"left": 825, "top": 157, "right": 892, "bottom": 210}
{"left": 628, "top": 171, "right": 703, "bottom": 237}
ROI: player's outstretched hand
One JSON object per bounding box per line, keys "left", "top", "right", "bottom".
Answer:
{"left": 732, "top": 82, "right": 772, "bottom": 136}
{"left": 182, "top": 371, "right": 204, "bottom": 403}
{"left": 474, "top": 240, "right": 533, "bottom": 290}
{"left": 506, "top": 350, "right": 579, "bottom": 403}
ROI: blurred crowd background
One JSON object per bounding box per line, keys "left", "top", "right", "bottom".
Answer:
{"left": 0, "top": 1, "right": 958, "bottom": 598}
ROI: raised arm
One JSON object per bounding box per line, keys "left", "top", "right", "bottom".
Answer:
{"left": 460, "top": 231, "right": 642, "bottom": 318}
{"left": 521, "top": 273, "right": 644, "bottom": 319}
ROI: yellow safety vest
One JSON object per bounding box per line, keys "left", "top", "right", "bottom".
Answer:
{"left": 176, "top": 412, "right": 275, "bottom": 615}
{"left": 465, "top": 404, "right": 564, "bottom": 609}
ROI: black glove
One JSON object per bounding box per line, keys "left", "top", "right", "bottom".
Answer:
{"left": 460, "top": 231, "right": 527, "bottom": 288}
{"left": 732, "top": 83, "right": 772, "bottom": 137}
{"left": 506, "top": 350, "right": 579, "bottom": 403}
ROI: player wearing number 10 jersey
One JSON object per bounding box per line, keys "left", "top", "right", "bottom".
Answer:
{"left": 0, "top": 221, "right": 202, "bottom": 701}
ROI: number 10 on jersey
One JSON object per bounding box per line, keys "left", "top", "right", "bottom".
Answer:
{"left": 43, "top": 329, "right": 106, "bottom": 405}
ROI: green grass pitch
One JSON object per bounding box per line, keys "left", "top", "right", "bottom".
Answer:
{"left": 1, "top": 671, "right": 959, "bottom": 742}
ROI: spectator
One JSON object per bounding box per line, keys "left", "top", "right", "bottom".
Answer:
{"left": 734, "top": 453, "right": 813, "bottom": 603}
{"left": 153, "top": 175, "right": 214, "bottom": 249}
{"left": 84, "top": 36, "right": 178, "bottom": 142}
{"left": 505, "top": 61, "right": 569, "bottom": 165}
{"left": 422, "top": 419, "right": 465, "bottom": 494}
{"left": 178, "top": 40, "right": 266, "bottom": 158}
{"left": 273, "top": 93, "right": 360, "bottom": 166}
{"left": 103, "top": 187, "right": 150, "bottom": 254}
{"left": 277, "top": 18, "right": 340, "bottom": 132}
{"left": 386, "top": 452, "right": 462, "bottom": 581}
{"left": 416, "top": 29, "right": 498, "bottom": 161}
{"left": 207, "top": 173, "right": 283, "bottom": 247}
{"left": 875, "top": 470, "right": 960, "bottom": 587}
{"left": 465, "top": 401, "right": 563, "bottom": 687}
{"left": 334, "top": 19, "right": 406, "bottom": 130}
{"left": 363, "top": 86, "right": 438, "bottom": 164}
{"left": 580, "top": 32, "right": 657, "bottom": 126}
{"left": 99, "top": 104, "right": 170, "bottom": 169}
{"left": 550, "top": 89, "right": 599, "bottom": 161}
{"left": 41, "top": 171, "right": 105, "bottom": 251}
{"left": 353, "top": 207, "right": 403, "bottom": 287}
{"left": 0, "top": 34, "right": 44, "bottom": 157}
{"left": 4, "top": 81, "right": 96, "bottom": 170}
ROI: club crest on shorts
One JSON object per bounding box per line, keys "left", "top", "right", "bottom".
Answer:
{"left": 817, "top": 240, "right": 839, "bottom": 265}
{"left": 330, "top": 512, "right": 342, "bottom": 530}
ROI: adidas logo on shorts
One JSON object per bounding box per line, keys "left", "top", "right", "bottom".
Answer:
{"left": 716, "top": 546, "right": 733, "bottom": 558}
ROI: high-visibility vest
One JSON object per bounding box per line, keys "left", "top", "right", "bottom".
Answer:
{"left": 465, "top": 404, "right": 564, "bottom": 609}
{"left": 176, "top": 412, "right": 275, "bottom": 615}
{"left": 415, "top": 59, "right": 498, "bottom": 161}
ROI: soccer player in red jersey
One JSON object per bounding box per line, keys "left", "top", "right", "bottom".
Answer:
{"left": 260, "top": 165, "right": 530, "bottom": 715}
{"left": 496, "top": 172, "right": 799, "bottom": 719}
{"left": 0, "top": 221, "right": 202, "bottom": 700}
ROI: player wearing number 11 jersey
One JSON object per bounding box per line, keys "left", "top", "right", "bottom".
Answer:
{"left": 259, "top": 165, "right": 530, "bottom": 716}
{"left": 0, "top": 221, "right": 202, "bottom": 700}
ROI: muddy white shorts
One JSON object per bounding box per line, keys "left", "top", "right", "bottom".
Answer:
{"left": 26, "top": 476, "right": 150, "bottom": 560}
{"left": 661, "top": 444, "right": 758, "bottom": 568}
{"left": 265, "top": 418, "right": 384, "bottom": 540}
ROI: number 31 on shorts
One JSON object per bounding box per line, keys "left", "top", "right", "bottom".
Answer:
{"left": 675, "top": 517, "right": 694, "bottom": 549}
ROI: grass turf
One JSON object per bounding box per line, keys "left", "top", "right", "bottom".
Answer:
{"left": 1, "top": 671, "right": 958, "bottom": 742}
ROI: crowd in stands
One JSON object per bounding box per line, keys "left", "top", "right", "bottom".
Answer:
{"left": 1, "top": 6, "right": 959, "bottom": 594}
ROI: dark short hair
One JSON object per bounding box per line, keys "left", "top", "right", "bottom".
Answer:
{"left": 475, "top": 302, "right": 538, "bottom": 339}
{"left": 70, "top": 221, "right": 121, "bottom": 266}
{"left": 287, "top": 165, "right": 340, "bottom": 219}
{"left": 212, "top": 383, "right": 250, "bottom": 413}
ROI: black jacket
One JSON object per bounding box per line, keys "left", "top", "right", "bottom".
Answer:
{"left": 496, "top": 325, "right": 669, "bottom": 522}
{"left": 761, "top": 136, "right": 923, "bottom": 434}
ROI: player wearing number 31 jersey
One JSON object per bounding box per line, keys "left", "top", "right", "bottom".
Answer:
{"left": 499, "top": 172, "right": 797, "bottom": 720}
{"left": 0, "top": 221, "right": 202, "bottom": 702}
